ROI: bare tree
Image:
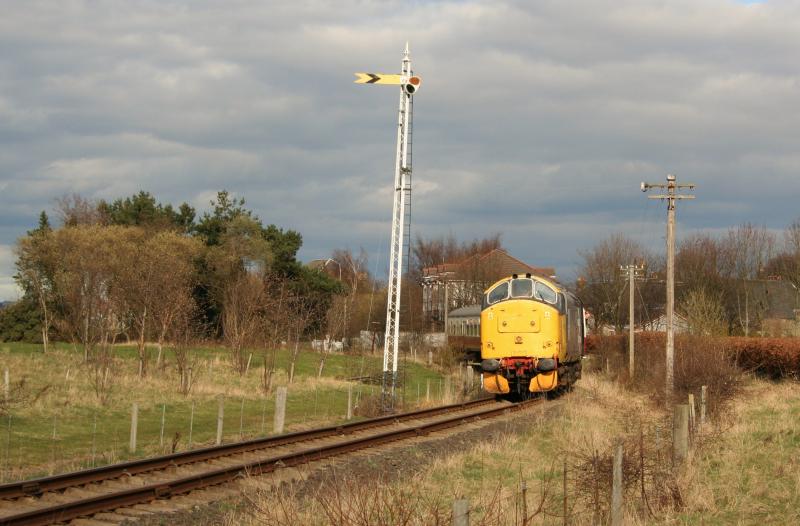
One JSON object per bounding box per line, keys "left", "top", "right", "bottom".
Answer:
{"left": 720, "top": 223, "right": 775, "bottom": 336}
{"left": 577, "top": 234, "right": 648, "bottom": 332}
{"left": 777, "top": 218, "right": 800, "bottom": 289}
{"left": 146, "top": 233, "right": 202, "bottom": 371}
{"left": 680, "top": 288, "right": 727, "bottom": 336}
{"left": 170, "top": 297, "right": 200, "bottom": 396}
{"left": 15, "top": 230, "right": 54, "bottom": 352}
{"left": 222, "top": 272, "right": 267, "bottom": 376}
{"left": 55, "top": 194, "right": 105, "bottom": 226}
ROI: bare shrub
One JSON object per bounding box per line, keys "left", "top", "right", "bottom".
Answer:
{"left": 0, "top": 378, "right": 50, "bottom": 417}
{"left": 571, "top": 429, "right": 682, "bottom": 522}
{"left": 588, "top": 333, "right": 742, "bottom": 412}
{"left": 244, "top": 470, "right": 551, "bottom": 526}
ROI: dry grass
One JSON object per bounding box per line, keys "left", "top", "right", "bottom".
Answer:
{"left": 226, "top": 373, "right": 674, "bottom": 525}
{"left": 227, "top": 373, "right": 800, "bottom": 525}
{"left": 671, "top": 378, "right": 800, "bottom": 525}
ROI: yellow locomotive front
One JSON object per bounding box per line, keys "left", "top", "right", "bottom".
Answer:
{"left": 480, "top": 273, "right": 584, "bottom": 398}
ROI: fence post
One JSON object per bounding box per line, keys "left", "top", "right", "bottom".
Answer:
{"left": 688, "top": 393, "right": 696, "bottom": 433}
{"left": 521, "top": 480, "right": 528, "bottom": 521}
{"left": 91, "top": 413, "right": 97, "bottom": 467}
{"left": 611, "top": 441, "right": 624, "bottom": 526}
{"left": 592, "top": 451, "right": 600, "bottom": 526}
{"left": 188, "top": 400, "right": 195, "bottom": 449}
{"left": 50, "top": 414, "right": 57, "bottom": 474}
{"left": 129, "top": 403, "right": 138, "bottom": 453}
{"left": 159, "top": 404, "right": 166, "bottom": 448}
{"left": 428, "top": 350, "right": 433, "bottom": 366}
{"left": 563, "top": 456, "right": 569, "bottom": 525}
{"left": 426, "top": 379, "right": 431, "bottom": 402}
{"left": 673, "top": 404, "right": 689, "bottom": 465}
{"left": 3, "top": 415, "right": 10, "bottom": 482}
{"left": 216, "top": 396, "right": 224, "bottom": 445}
{"left": 346, "top": 385, "right": 353, "bottom": 420}
{"left": 453, "top": 498, "right": 470, "bottom": 526}
{"left": 700, "top": 385, "right": 707, "bottom": 427}
{"left": 274, "top": 386, "right": 287, "bottom": 434}
{"left": 239, "top": 398, "right": 245, "bottom": 440}
{"left": 261, "top": 398, "right": 267, "bottom": 435}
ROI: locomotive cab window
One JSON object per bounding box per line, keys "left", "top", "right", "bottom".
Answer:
{"left": 511, "top": 278, "right": 534, "bottom": 298}
{"left": 534, "top": 282, "right": 557, "bottom": 304}
{"left": 487, "top": 281, "right": 509, "bottom": 304}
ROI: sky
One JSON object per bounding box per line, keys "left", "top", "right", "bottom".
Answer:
{"left": 1, "top": 0, "right": 799, "bottom": 301}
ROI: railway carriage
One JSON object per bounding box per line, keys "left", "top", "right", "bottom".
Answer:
{"left": 446, "top": 304, "right": 481, "bottom": 364}
{"left": 479, "top": 273, "right": 584, "bottom": 398}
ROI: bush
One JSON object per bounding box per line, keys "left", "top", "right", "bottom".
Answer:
{"left": 587, "top": 333, "right": 742, "bottom": 412}
{"left": 727, "top": 337, "right": 800, "bottom": 379}
{"left": 0, "top": 298, "right": 43, "bottom": 343}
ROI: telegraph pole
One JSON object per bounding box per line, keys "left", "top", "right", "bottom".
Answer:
{"left": 641, "top": 175, "right": 695, "bottom": 404}
{"left": 355, "top": 44, "right": 422, "bottom": 412}
{"left": 620, "top": 263, "right": 644, "bottom": 379}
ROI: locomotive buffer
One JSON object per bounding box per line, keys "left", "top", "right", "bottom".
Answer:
{"left": 355, "top": 43, "right": 422, "bottom": 412}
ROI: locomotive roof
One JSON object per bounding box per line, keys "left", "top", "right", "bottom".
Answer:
{"left": 486, "top": 273, "right": 563, "bottom": 293}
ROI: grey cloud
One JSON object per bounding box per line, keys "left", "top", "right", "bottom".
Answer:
{"left": 1, "top": 0, "right": 800, "bottom": 299}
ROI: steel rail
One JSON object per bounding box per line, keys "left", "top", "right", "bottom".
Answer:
{"left": 0, "top": 398, "right": 496, "bottom": 501}
{"left": 0, "top": 398, "right": 540, "bottom": 526}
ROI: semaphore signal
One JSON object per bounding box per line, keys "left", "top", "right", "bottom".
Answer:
{"left": 355, "top": 43, "right": 422, "bottom": 413}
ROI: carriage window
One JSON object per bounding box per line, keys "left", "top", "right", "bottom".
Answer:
{"left": 487, "top": 281, "right": 509, "bottom": 304}
{"left": 534, "top": 282, "right": 557, "bottom": 304}
{"left": 511, "top": 278, "right": 533, "bottom": 298}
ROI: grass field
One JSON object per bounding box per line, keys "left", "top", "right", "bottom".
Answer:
{"left": 0, "top": 341, "right": 451, "bottom": 482}
{"left": 675, "top": 379, "right": 800, "bottom": 525}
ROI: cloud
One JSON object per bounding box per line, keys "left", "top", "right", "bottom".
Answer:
{"left": 1, "top": 0, "right": 800, "bottom": 299}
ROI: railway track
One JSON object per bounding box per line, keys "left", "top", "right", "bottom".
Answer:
{"left": 0, "top": 397, "right": 541, "bottom": 526}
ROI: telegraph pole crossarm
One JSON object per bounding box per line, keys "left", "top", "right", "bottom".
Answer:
{"left": 640, "top": 174, "right": 696, "bottom": 405}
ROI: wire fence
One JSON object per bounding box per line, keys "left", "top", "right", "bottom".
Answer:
{"left": 0, "top": 368, "right": 481, "bottom": 484}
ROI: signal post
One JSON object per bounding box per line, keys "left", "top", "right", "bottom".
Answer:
{"left": 355, "top": 44, "right": 422, "bottom": 412}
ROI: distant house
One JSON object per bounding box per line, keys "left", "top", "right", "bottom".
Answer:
{"left": 641, "top": 312, "right": 690, "bottom": 334}
{"left": 747, "top": 278, "right": 800, "bottom": 337}
{"left": 421, "top": 249, "right": 555, "bottom": 331}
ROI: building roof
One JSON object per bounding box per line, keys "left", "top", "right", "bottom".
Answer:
{"left": 448, "top": 304, "right": 481, "bottom": 318}
{"left": 747, "top": 279, "right": 800, "bottom": 320}
{"left": 422, "top": 249, "right": 555, "bottom": 282}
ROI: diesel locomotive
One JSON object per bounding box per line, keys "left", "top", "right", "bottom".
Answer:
{"left": 478, "top": 273, "right": 585, "bottom": 398}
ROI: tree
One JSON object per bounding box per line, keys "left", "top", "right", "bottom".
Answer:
{"left": 719, "top": 223, "right": 775, "bottom": 336}
{"left": 14, "top": 212, "right": 55, "bottom": 349}
{"left": 764, "top": 218, "right": 800, "bottom": 290}
{"left": 680, "top": 288, "right": 726, "bottom": 336}
{"left": 222, "top": 272, "right": 267, "bottom": 376}
{"left": 148, "top": 234, "right": 203, "bottom": 370}
{"left": 55, "top": 194, "right": 104, "bottom": 226}
{"left": 576, "top": 234, "right": 649, "bottom": 332}
{"left": 99, "top": 191, "right": 195, "bottom": 233}
{"left": 44, "top": 225, "right": 129, "bottom": 403}
{"left": 114, "top": 229, "right": 202, "bottom": 377}
{"left": 0, "top": 298, "right": 42, "bottom": 342}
